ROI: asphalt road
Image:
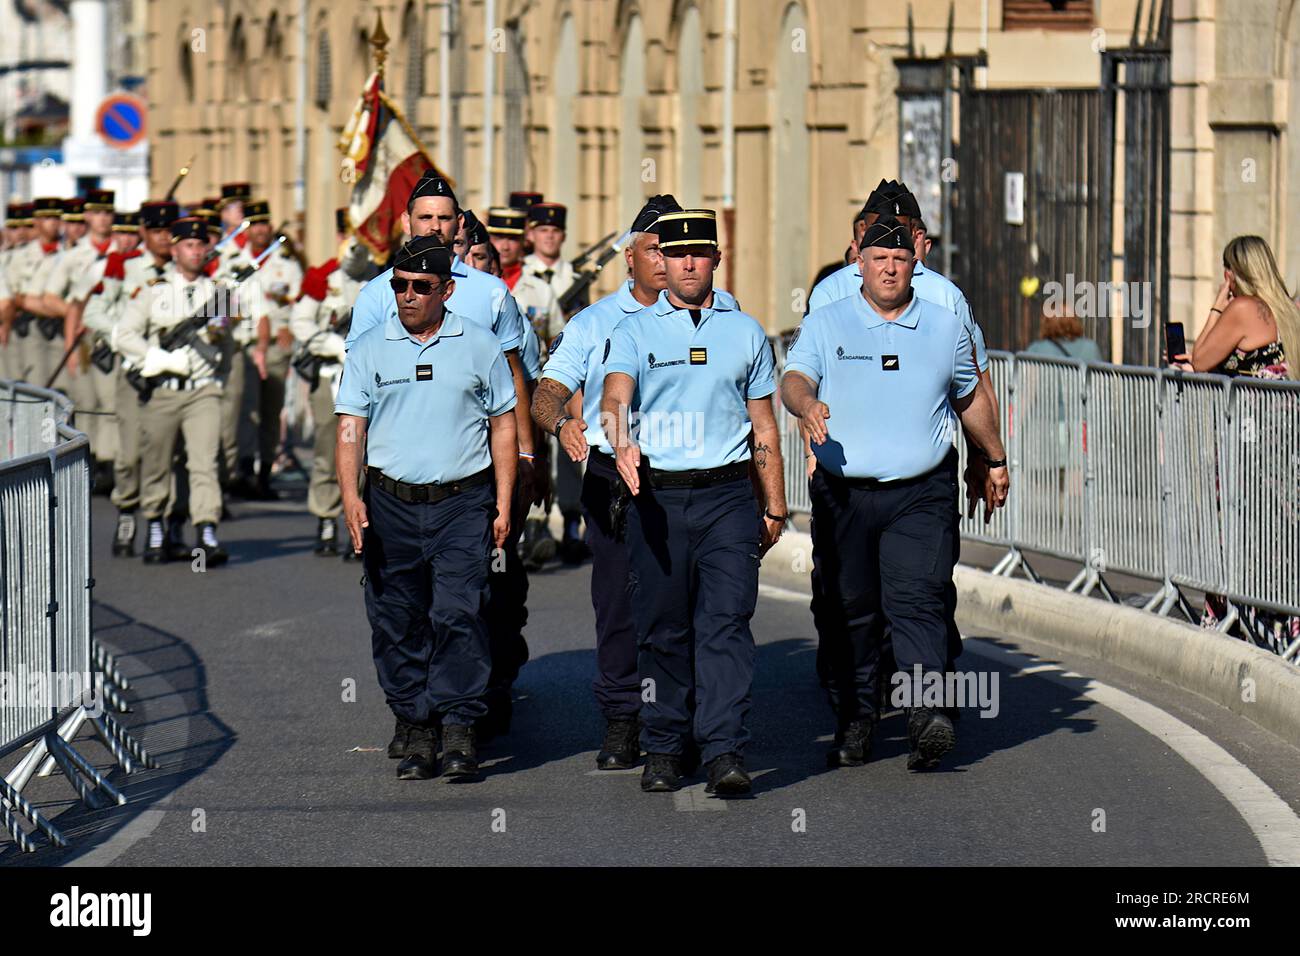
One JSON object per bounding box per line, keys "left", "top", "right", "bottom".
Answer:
{"left": 4, "top": 473, "right": 1300, "bottom": 867}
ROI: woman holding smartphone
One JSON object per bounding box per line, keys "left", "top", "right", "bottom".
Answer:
{"left": 1172, "top": 235, "right": 1297, "bottom": 380}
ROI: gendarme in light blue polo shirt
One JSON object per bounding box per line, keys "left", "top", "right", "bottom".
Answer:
{"left": 808, "top": 259, "right": 989, "bottom": 373}
{"left": 346, "top": 254, "right": 525, "bottom": 354}
{"left": 335, "top": 310, "right": 517, "bottom": 484}
{"left": 544, "top": 281, "right": 739, "bottom": 456}
{"left": 785, "top": 291, "right": 978, "bottom": 482}
{"left": 604, "top": 288, "right": 774, "bottom": 472}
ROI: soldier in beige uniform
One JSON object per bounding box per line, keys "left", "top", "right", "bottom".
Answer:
{"left": 10, "top": 197, "right": 67, "bottom": 385}
{"left": 85, "top": 200, "right": 180, "bottom": 555}
{"left": 42, "top": 189, "right": 117, "bottom": 476}
{"left": 290, "top": 209, "right": 359, "bottom": 554}
{"left": 116, "top": 217, "right": 232, "bottom": 565}
{"left": 0, "top": 203, "right": 32, "bottom": 382}
{"left": 217, "top": 199, "right": 301, "bottom": 499}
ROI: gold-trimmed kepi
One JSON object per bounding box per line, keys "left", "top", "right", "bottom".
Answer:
{"left": 219, "top": 182, "right": 252, "bottom": 208}
{"left": 61, "top": 197, "right": 86, "bottom": 222}
{"left": 527, "top": 202, "right": 566, "bottom": 230}
{"left": 508, "top": 191, "right": 543, "bottom": 211}
{"left": 113, "top": 210, "right": 141, "bottom": 233}
{"left": 32, "top": 197, "right": 63, "bottom": 218}
{"left": 655, "top": 208, "right": 718, "bottom": 249}
{"left": 486, "top": 206, "right": 527, "bottom": 237}
{"left": 244, "top": 199, "right": 271, "bottom": 224}
{"left": 85, "top": 188, "right": 115, "bottom": 211}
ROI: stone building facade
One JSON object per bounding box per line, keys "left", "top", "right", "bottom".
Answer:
{"left": 144, "top": 0, "right": 1300, "bottom": 353}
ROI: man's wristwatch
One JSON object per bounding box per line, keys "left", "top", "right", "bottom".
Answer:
{"left": 764, "top": 510, "right": 788, "bottom": 524}
{"left": 554, "top": 415, "right": 572, "bottom": 439}
{"left": 984, "top": 456, "right": 1007, "bottom": 469}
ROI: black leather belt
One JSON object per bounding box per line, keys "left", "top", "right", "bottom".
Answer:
{"left": 368, "top": 466, "right": 492, "bottom": 504}
{"left": 648, "top": 460, "right": 750, "bottom": 489}
{"left": 819, "top": 448, "right": 957, "bottom": 490}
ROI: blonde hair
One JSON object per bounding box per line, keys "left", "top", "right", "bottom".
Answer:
{"left": 1223, "top": 235, "right": 1300, "bottom": 380}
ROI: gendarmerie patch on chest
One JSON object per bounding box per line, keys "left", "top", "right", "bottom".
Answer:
{"left": 881, "top": 354, "right": 900, "bottom": 371}
{"left": 689, "top": 348, "right": 708, "bottom": 365}
{"left": 416, "top": 364, "right": 433, "bottom": 381}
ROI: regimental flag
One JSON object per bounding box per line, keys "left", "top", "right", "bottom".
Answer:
{"left": 338, "top": 71, "right": 451, "bottom": 260}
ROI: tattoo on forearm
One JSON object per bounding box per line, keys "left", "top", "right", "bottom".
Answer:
{"left": 531, "top": 377, "right": 573, "bottom": 433}
{"left": 754, "top": 441, "right": 771, "bottom": 469}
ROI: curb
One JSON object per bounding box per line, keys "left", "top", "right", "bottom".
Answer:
{"left": 759, "top": 528, "right": 1300, "bottom": 744}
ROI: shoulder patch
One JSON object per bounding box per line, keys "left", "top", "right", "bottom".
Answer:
{"left": 788, "top": 327, "right": 801, "bottom": 350}
{"left": 549, "top": 331, "right": 563, "bottom": 353}
{"left": 602, "top": 338, "right": 611, "bottom": 363}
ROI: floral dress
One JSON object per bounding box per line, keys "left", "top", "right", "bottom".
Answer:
{"left": 1201, "top": 339, "right": 1298, "bottom": 656}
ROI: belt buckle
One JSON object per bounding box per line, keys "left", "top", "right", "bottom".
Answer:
{"left": 410, "top": 484, "right": 428, "bottom": 504}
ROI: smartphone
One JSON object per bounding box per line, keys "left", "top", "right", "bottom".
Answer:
{"left": 1165, "top": 322, "right": 1187, "bottom": 361}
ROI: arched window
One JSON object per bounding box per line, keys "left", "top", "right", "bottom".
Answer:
{"left": 551, "top": 15, "right": 578, "bottom": 213}
{"left": 266, "top": 12, "right": 286, "bottom": 101}
{"left": 620, "top": 15, "right": 646, "bottom": 232}
{"left": 773, "top": 3, "right": 810, "bottom": 326}
{"left": 402, "top": 1, "right": 424, "bottom": 120}
{"left": 227, "top": 16, "right": 249, "bottom": 101}
{"left": 503, "top": 22, "right": 529, "bottom": 191}
{"left": 676, "top": 5, "right": 703, "bottom": 206}
{"left": 314, "top": 29, "right": 332, "bottom": 110}
{"left": 180, "top": 28, "right": 195, "bottom": 103}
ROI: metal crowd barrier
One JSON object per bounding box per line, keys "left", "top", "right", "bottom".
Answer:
{"left": 775, "top": 348, "right": 1300, "bottom": 663}
{"left": 0, "top": 380, "right": 155, "bottom": 853}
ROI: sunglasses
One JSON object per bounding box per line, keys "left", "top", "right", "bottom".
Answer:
{"left": 390, "top": 277, "right": 440, "bottom": 296}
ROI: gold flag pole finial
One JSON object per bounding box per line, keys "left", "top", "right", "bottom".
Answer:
{"left": 371, "top": 11, "right": 390, "bottom": 77}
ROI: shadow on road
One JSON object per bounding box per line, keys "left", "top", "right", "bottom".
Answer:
{"left": 0, "top": 600, "right": 234, "bottom": 865}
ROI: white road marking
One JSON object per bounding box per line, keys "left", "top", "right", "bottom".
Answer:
{"left": 758, "top": 580, "right": 1300, "bottom": 866}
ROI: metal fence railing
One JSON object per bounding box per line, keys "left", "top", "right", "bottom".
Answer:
{"left": 0, "top": 380, "right": 154, "bottom": 853}
{"left": 774, "top": 350, "right": 1300, "bottom": 664}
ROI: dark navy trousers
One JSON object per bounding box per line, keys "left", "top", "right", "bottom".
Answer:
{"left": 581, "top": 452, "right": 639, "bottom": 719}
{"left": 809, "top": 452, "right": 959, "bottom": 724}
{"left": 484, "top": 474, "right": 531, "bottom": 695}
{"left": 363, "top": 480, "right": 494, "bottom": 727}
{"left": 625, "top": 475, "right": 761, "bottom": 763}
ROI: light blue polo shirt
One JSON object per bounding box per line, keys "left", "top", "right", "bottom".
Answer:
{"left": 544, "top": 281, "right": 741, "bottom": 455}
{"left": 604, "top": 288, "right": 774, "bottom": 472}
{"left": 807, "top": 259, "right": 989, "bottom": 373}
{"left": 335, "top": 310, "right": 517, "bottom": 484}
{"left": 346, "top": 254, "right": 525, "bottom": 354}
{"left": 785, "top": 292, "right": 978, "bottom": 482}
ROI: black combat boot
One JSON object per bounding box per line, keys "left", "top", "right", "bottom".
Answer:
{"left": 441, "top": 724, "right": 480, "bottom": 780}
{"left": 142, "top": 519, "right": 167, "bottom": 564}
{"left": 314, "top": 517, "right": 338, "bottom": 555}
{"left": 906, "top": 707, "right": 956, "bottom": 771}
{"left": 640, "top": 753, "right": 683, "bottom": 793}
{"left": 194, "top": 523, "right": 229, "bottom": 567}
{"left": 387, "top": 717, "right": 418, "bottom": 759}
{"left": 828, "top": 717, "right": 874, "bottom": 768}
{"left": 705, "top": 753, "right": 752, "bottom": 795}
{"left": 595, "top": 717, "right": 641, "bottom": 770}
{"left": 396, "top": 724, "right": 439, "bottom": 780}
{"left": 165, "top": 517, "right": 192, "bottom": 561}
{"left": 112, "top": 511, "right": 137, "bottom": 557}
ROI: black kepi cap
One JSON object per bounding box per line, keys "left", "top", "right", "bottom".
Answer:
{"left": 527, "top": 202, "right": 566, "bottom": 229}
{"left": 140, "top": 201, "right": 180, "bottom": 229}
{"left": 113, "top": 210, "right": 141, "bottom": 232}
{"left": 171, "top": 217, "right": 208, "bottom": 242}
{"left": 655, "top": 208, "right": 718, "bottom": 249}
{"left": 509, "top": 191, "right": 543, "bottom": 210}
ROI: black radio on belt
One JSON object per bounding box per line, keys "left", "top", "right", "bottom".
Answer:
{"left": 37, "top": 317, "right": 62, "bottom": 341}
{"left": 12, "top": 312, "right": 34, "bottom": 337}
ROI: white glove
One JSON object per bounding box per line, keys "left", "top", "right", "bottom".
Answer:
{"left": 141, "top": 346, "right": 190, "bottom": 378}
{"left": 311, "top": 333, "right": 346, "bottom": 361}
